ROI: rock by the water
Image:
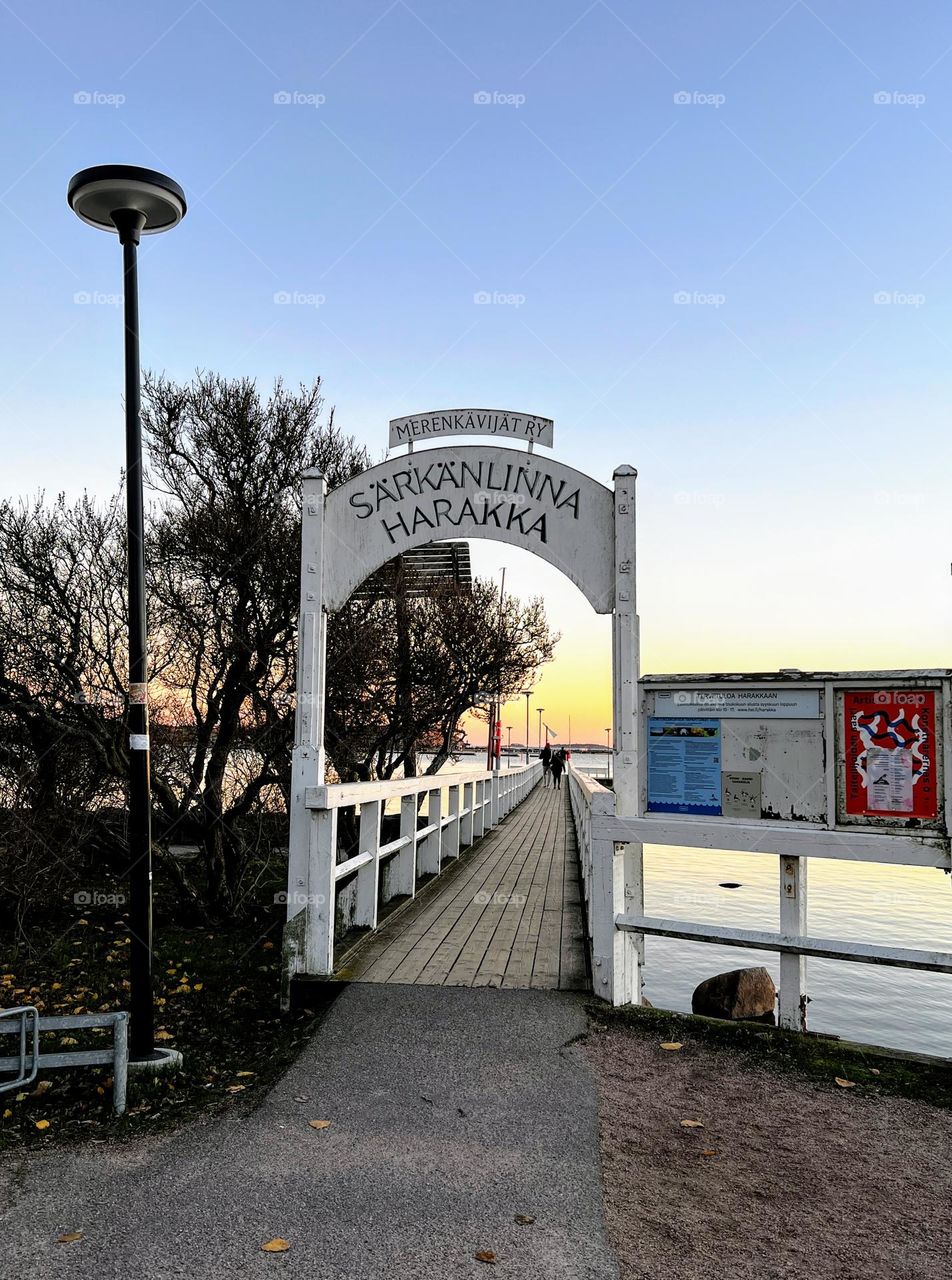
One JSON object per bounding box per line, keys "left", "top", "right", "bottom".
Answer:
{"left": 691, "top": 966, "right": 776, "bottom": 1022}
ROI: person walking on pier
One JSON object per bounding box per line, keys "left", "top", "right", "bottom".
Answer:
{"left": 540, "top": 741, "right": 552, "bottom": 786}
{"left": 550, "top": 749, "right": 565, "bottom": 791}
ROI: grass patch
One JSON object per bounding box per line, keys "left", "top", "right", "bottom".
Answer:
{"left": 589, "top": 1002, "right": 952, "bottom": 1109}
{"left": 0, "top": 903, "right": 334, "bottom": 1152}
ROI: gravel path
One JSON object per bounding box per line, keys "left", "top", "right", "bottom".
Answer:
{"left": 584, "top": 1023, "right": 952, "bottom": 1280}
{"left": 0, "top": 985, "right": 617, "bottom": 1280}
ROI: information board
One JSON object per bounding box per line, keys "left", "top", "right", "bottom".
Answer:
{"left": 647, "top": 718, "right": 722, "bottom": 815}
{"left": 642, "top": 673, "right": 949, "bottom": 836}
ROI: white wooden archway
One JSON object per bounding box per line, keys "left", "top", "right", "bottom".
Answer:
{"left": 285, "top": 441, "right": 642, "bottom": 1003}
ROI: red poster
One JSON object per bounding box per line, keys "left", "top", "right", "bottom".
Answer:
{"left": 843, "top": 690, "right": 938, "bottom": 819}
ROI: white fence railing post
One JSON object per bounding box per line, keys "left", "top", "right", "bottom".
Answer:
{"left": 395, "top": 793, "right": 419, "bottom": 898}
{"left": 473, "top": 779, "right": 486, "bottom": 839}
{"left": 779, "top": 855, "right": 808, "bottom": 1029}
{"left": 304, "top": 807, "right": 337, "bottom": 975}
{"left": 419, "top": 787, "right": 443, "bottom": 876}
{"left": 446, "top": 784, "right": 461, "bottom": 858}
{"left": 355, "top": 800, "right": 381, "bottom": 928}
{"left": 461, "top": 781, "right": 474, "bottom": 847}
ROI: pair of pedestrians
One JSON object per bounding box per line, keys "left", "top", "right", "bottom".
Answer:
{"left": 540, "top": 743, "right": 566, "bottom": 790}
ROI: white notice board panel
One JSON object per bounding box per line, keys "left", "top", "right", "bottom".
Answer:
{"left": 652, "top": 688, "right": 821, "bottom": 719}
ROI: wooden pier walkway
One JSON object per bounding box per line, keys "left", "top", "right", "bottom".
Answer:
{"left": 338, "top": 780, "right": 590, "bottom": 991}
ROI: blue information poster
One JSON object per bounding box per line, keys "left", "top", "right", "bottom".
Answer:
{"left": 647, "top": 718, "right": 722, "bottom": 816}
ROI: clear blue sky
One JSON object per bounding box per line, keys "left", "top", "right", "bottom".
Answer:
{"left": 3, "top": 1, "right": 952, "bottom": 735}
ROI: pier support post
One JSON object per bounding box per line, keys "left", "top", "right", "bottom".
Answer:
{"left": 779, "top": 855, "right": 808, "bottom": 1029}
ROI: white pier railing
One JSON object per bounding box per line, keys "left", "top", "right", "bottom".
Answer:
{"left": 284, "top": 762, "right": 542, "bottom": 988}
{"left": 569, "top": 763, "right": 952, "bottom": 1028}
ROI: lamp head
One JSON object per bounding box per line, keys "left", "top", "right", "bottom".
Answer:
{"left": 68, "top": 165, "right": 186, "bottom": 243}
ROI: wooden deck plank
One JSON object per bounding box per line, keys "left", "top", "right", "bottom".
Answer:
{"left": 467, "top": 791, "right": 558, "bottom": 988}
{"left": 350, "top": 794, "right": 542, "bottom": 984}
{"left": 496, "top": 784, "right": 560, "bottom": 988}
{"left": 338, "top": 780, "right": 590, "bottom": 993}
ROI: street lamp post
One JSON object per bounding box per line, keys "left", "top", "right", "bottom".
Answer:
{"left": 537, "top": 707, "right": 545, "bottom": 750}
{"left": 68, "top": 165, "right": 186, "bottom": 1063}
{"left": 522, "top": 689, "right": 532, "bottom": 766}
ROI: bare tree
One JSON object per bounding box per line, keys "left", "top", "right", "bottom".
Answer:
{"left": 140, "top": 372, "right": 370, "bottom": 915}
{"left": 0, "top": 370, "right": 559, "bottom": 927}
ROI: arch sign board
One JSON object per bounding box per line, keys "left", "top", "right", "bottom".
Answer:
{"left": 323, "top": 445, "right": 614, "bottom": 613}
{"left": 286, "top": 407, "right": 642, "bottom": 999}
{"left": 388, "top": 407, "right": 555, "bottom": 450}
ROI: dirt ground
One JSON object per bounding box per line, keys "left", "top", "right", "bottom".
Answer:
{"left": 584, "top": 1023, "right": 952, "bottom": 1280}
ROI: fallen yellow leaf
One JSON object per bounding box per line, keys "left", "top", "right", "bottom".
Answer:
{"left": 262, "top": 941, "right": 275, "bottom": 950}
{"left": 193, "top": 983, "right": 203, "bottom": 991}
{"left": 154, "top": 1030, "right": 173, "bottom": 1042}
{"left": 834, "top": 1077, "right": 856, "bottom": 1089}
{"left": 35, "top": 1119, "right": 50, "bottom": 1131}
{"left": 15, "top": 1092, "right": 26, "bottom": 1102}
{"left": 3, "top": 1109, "right": 12, "bottom": 1119}
{"left": 680, "top": 1119, "right": 704, "bottom": 1128}
{"left": 308, "top": 1119, "right": 331, "bottom": 1130}
{"left": 51, "top": 982, "right": 62, "bottom": 991}
{"left": 474, "top": 1250, "right": 497, "bottom": 1265}
{"left": 660, "top": 1042, "right": 683, "bottom": 1051}
{"left": 261, "top": 1238, "right": 290, "bottom": 1253}
{"left": 236, "top": 1070, "right": 255, "bottom": 1077}
{"left": 56, "top": 1231, "right": 84, "bottom": 1244}
{"left": 226, "top": 1085, "right": 246, "bottom": 1094}
{"left": 701, "top": 1149, "right": 718, "bottom": 1157}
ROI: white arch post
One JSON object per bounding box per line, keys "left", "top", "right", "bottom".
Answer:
{"left": 610, "top": 465, "right": 643, "bottom": 1006}
{"left": 286, "top": 468, "right": 332, "bottom": 975}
